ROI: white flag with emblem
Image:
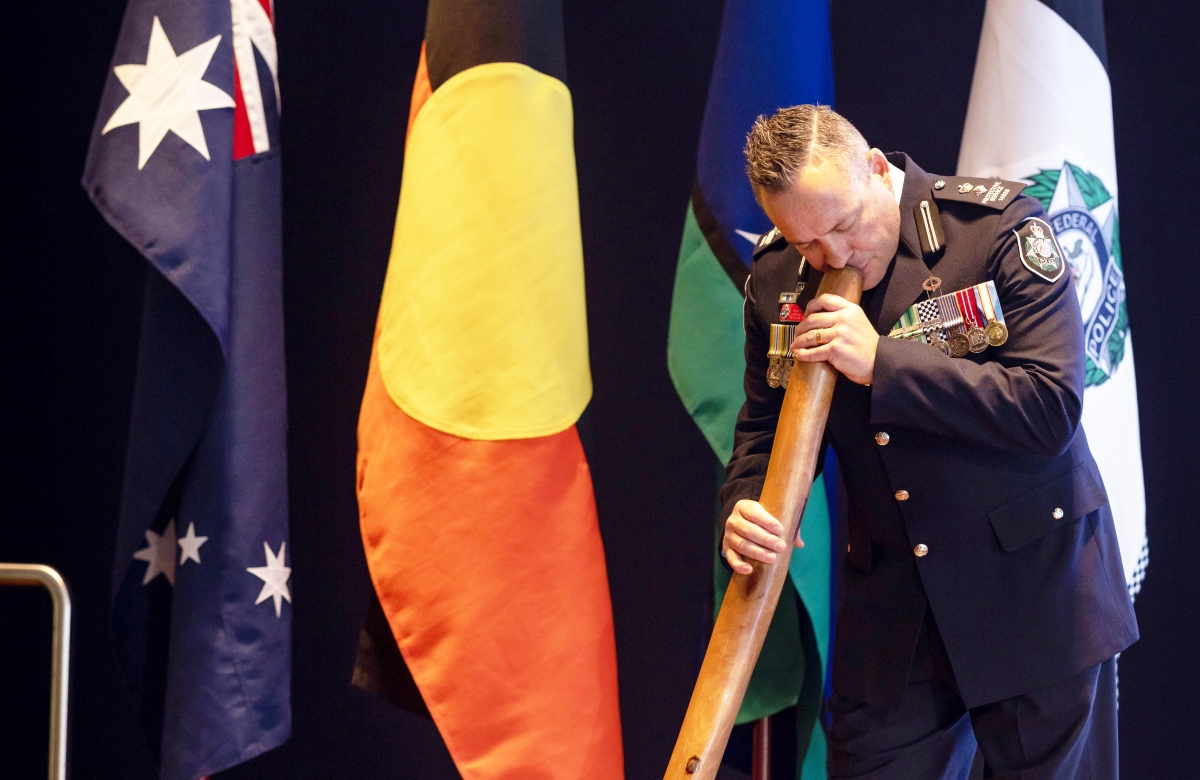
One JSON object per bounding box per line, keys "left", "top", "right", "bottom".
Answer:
{"left": 958, "top": 0, "right": 1146, "bottom": 596}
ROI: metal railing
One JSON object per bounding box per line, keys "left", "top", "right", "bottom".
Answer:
{"left": 0, "top": 564, "right": 71, "bottom": 780}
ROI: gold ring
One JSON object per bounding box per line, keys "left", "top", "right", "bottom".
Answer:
{"left": 815, "top": 329, "right": 824, "bottom": 346}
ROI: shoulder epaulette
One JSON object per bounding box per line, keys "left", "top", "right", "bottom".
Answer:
{"left": 930, "top": 177, "right": 1027, "bottom": 210}
{"left": 752, "top": 226, "right": 786, "bottom": 260}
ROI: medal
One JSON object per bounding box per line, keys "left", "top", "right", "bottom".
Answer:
{"left": 975, "top": 281, "right": 1009, "bottom": 347}
{"left": 763, "top": 256, "right": 811, "bottom": 389}
{"left": 935, "top": 293, "right": 970, "bottom": 356}
{"left": 767, "top": 357, "right": 782, "bottom": 388}
{"left": 888, "top": 280, "right": 1010, "bottom": 357}
{"left": 948, "top": 332, "right": 970, "bottom": 357}
{"left": 767, "top": 324, "right": 797, "bottom": 389}
{"left": 955, "top": 289, "right": 989, "bottom": 353}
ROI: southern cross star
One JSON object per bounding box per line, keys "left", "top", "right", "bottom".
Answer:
{"left": 102, "top": 16, "right": 235, "bottom": 169}
{"left": 247, "top": 541, "right": 292, "bottom": 618}
{"left": 177, "top": 522, "right": 208, "bottom": 566}
{"left": 132, "top": 517, "right": 177, "bottom": 585}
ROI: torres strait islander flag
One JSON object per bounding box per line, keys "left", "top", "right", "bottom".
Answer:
{"left": 959, "top": 0, "right": 1147, "bottom": 597}
{"left": 83, "top": 0, "right": 289, "bottom": 779}
{"left": 354, "top": 1, "right": 624, "bottom": 778}
{"left": 666, "top": 0, "right": 837, "bottom": 775}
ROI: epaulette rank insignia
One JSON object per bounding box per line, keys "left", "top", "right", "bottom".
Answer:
{"left": 914, "top": 197, "right": 946, "bottom": 258}
{"left": 1014, "top": 216, "right": 1066, "bottom": 282}
{"left": 932, "top": 177, "right": 1026, "bottom": 210}
{"left": 752, "top": 226, "right": 785, "bottom": 259}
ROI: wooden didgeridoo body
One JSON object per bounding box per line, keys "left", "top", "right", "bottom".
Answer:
{"left": 663, "top": 266, "right": 864, "bottom": 780}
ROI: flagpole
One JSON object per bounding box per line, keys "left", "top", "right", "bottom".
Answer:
{"left": 752, "top": 717, "right": 770, "bottom": 780}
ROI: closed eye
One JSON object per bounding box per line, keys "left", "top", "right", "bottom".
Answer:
{"left": 835, "top": 207, "right": 861, "bottom": 232}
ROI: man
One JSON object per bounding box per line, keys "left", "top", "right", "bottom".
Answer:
{"left": 720, "top": 105, "right": 1137, "bottom": 779}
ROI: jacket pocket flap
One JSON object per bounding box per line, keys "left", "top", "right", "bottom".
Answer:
{"left": 987, "top": 460, "right": 1108, "bottom": 552}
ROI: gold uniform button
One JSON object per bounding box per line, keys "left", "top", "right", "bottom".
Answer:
{"left": 914, "top": 544, "right": 929, "bottom": 557}
{"left": 894, "top": 489, "right": 910, "bottom": 501}
{"left": 1052, "top": 507, "right": 1065, "bottom": 520}
{"left": 875, "top": 431, "right": 890, "bottom": 446}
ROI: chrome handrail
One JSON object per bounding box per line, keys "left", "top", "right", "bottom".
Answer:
{"left": 0, "top": 564, "right": 71, "bottom": 780}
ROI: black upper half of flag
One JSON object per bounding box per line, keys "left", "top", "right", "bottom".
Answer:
{"left": 425, "top": 0, "right": 567, "bottom": 90}
{"left": 1040, "top": 0, "right": 1108, "bottom": 69}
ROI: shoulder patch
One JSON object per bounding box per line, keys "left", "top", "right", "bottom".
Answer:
{"left": 752, "top": 226, "right": 785, "bottom": 260}
{"left": 1014, "top": 217, "right": 1066, "bottom": 282}
{"left": 932, "top": 177, "right": 1027, "bottom": 210}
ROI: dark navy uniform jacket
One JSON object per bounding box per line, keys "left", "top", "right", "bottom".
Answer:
{"left": 719, "top": 153, "right": 1138, "bottom": 709}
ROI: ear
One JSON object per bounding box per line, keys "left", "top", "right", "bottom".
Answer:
{"left": 867, "top": 148, "right": 890, "bottom": 180}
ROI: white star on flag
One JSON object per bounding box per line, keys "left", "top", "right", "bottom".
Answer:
{"left": 177, "top": 522, "right": 208, "bottom": 566}
{"left": 132, "top": 517, "right": 177, "bottom": 585}
{"left": 247, "top": 541, "right": 291, "bottom": 618}
{"left": 101, "top": 16, "right": 235, "bottom": 169}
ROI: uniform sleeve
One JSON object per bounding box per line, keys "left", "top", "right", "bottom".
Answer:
{"left": 718, "top": 266, "right": 781, "bottom": 522}
{"left": 870, "top": 198, "right": 1086, "bottom": 457}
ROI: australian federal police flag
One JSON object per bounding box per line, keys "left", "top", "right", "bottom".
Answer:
{"left": 83, "top": 0, "right": 289, "bottom": 777}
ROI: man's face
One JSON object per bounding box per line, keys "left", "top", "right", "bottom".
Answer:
{"left": 758, "top": 149, "right": 901, "bottom": 291}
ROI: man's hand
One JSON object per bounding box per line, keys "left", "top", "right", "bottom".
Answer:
{"left": 790, "top": 294, "right": 879, "bottom": 385}
{"left": 723, "top": 499, "right": 802, "bottom": 575}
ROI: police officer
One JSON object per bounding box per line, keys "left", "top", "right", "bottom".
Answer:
{"left": 721, "top": 105, "right": 1137, "bottom": 779}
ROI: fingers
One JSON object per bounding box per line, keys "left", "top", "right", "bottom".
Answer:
{"left": 725, "top": 547, "right": 754, "bottom": 576}
{"left": 735, "top": 500, "right": 784, "bottom": 536}
{"left": 791, "top": 323, "right": 841, "bottom": 353}
{"left": 793, "top": 342, "right": 837, "bottom": 362}
{"left": 728, "top": 514, "right": 788, "bottom": 552}
{"left": 793, "top": 310, "right": 838, "bottom": 335}
{"left": 805, "top": 293, "right": 852, "bottom": 315}
{"left": 724, "top": 531, "right": 779, "bottom": 566}
{"left": 723, "top": 500, "right": 787, "bottom": 573}
{"left": 723, "top": 523, "right": 803, "bottom": 574}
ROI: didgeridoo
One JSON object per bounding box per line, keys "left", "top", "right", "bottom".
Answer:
{"left": 663, "top": 265, "right": 864, "bottom": 780}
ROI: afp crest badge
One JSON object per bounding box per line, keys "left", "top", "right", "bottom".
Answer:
{"left": 1015, "top": 217, "right": 1065, "bottom": 282}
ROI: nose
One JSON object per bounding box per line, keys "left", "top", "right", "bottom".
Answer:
{"left": 822, "top": 239, "right": 850, "bottom": 269}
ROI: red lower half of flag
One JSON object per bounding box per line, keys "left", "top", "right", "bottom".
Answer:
{"left": 357, "top": 339, "right": 624, "bottom": 779}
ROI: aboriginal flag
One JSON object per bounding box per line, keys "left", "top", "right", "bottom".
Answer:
{"left": 352, "top": 1, "right": 624, "bottom": 778}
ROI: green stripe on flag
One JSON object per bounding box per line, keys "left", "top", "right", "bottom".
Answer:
{"left": 668, "top": 201, "right": 747, "bottom": 464}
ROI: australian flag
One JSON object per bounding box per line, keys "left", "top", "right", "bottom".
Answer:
{"left": 82, "top": 0, "right": 289, "bottom": 777}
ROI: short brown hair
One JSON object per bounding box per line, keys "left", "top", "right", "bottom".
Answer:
{"left": 744, "top": 105, "right": 870, "bottom": 194}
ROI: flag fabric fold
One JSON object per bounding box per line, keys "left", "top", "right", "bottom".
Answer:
{"left": 355, "top": 1, "right": 624, "bottom": 777}
{"left": 666, "top": 0, "right": 837, "bottom": 775}
{"left": 958, "top": 0, "right": 1147, "bottom": 597}
{"left": 83, "top": 1, "right": 290, "bottom": 778}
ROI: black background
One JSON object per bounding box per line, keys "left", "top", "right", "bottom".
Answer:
{"left": 4, "top": 0, "right": 1198, "bottom": 778}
